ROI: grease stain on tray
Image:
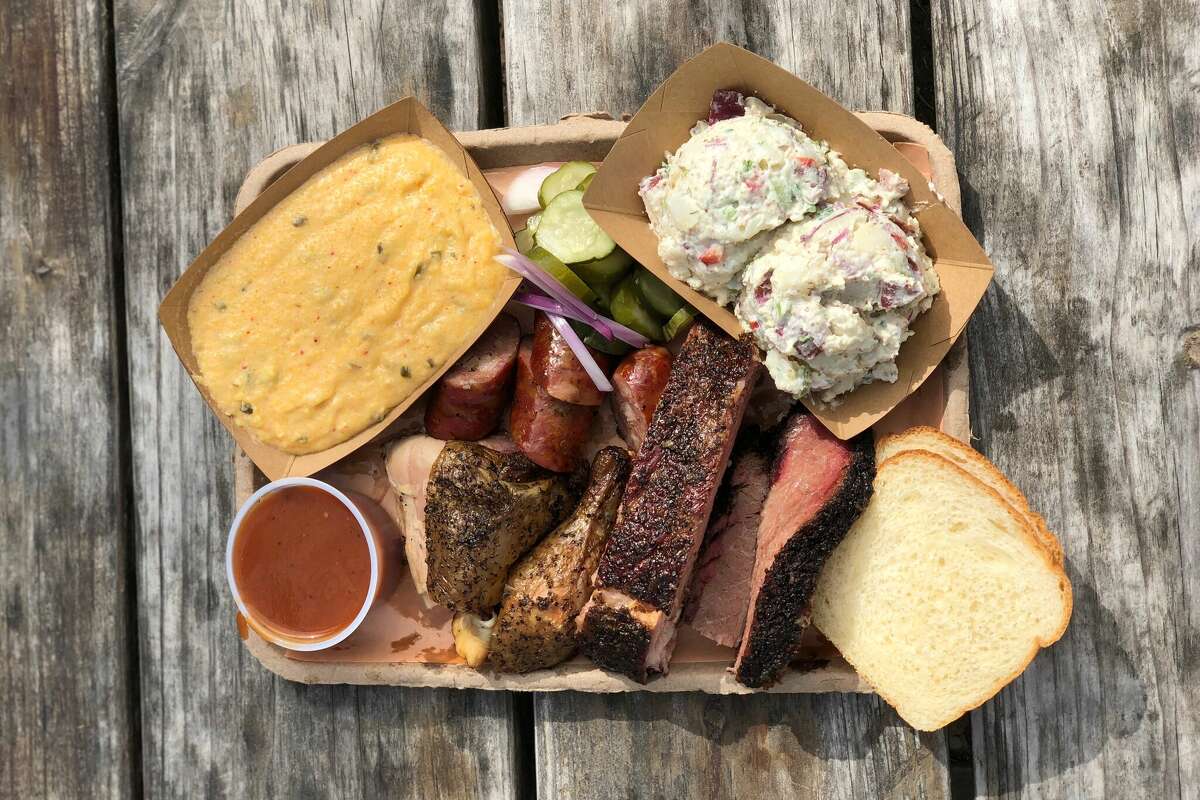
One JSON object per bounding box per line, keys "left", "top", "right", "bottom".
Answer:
{"left": 390, "top": 632, "right": 421, "bottom": 653}
{"left": 418, "top": 645, "right": 464, "bottom": 665}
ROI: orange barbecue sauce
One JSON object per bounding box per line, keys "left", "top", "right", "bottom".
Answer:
{"left": 233, "top": 486, "right": 372, "bottom": 640}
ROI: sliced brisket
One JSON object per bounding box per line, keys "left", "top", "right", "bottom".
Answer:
{"left": 684, "top": 435, "right": 772, "bottom": 647}
{"left": 577, "top": 321, "right": 759, "bottom": 682}
{"left": 732, "top": 411, "right": 874, "bottom": 687}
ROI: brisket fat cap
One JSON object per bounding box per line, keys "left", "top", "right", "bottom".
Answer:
{"left": 593, "top": 325, "right": 760, "bottom": 613}
{"left": 732, "top": 414, "right": 875, "bottom": 687}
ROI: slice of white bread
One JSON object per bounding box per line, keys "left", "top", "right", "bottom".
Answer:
{"left": 876, "top": 426, "right": 1063, "bottom": 566}
{"left": 812, "top": 451, "right": 1072, "bottom": 731}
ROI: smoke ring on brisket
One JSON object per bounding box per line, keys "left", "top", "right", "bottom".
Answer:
{"left": 732, "top": 429, "right": 875, "bottom": 687}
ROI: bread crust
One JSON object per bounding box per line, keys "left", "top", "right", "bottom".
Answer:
{"left": 822, "top": 449, "right": 1073, "bottom": 731}
{"left": 876, "top": 426, "right": 1064, "bottom": 566}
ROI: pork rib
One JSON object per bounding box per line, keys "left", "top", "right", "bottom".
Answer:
{"left": 732, "top": 412, "right": 874, "bottom": 687}
{"left": 577, "top": 321, "right": 759, "bottom": 682}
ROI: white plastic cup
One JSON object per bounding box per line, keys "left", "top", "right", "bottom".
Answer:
{"left": 226, "top": 476, "right": 400, "bottom": 651}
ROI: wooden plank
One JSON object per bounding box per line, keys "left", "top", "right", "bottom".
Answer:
{"left": 501, "top": 5, "right": 951, "bottom": 798}
{"left": 0, "top": 1, "right": 137, "bottom": 798}
{"left": 932, "top": 1, "right": 1200, "bottom": 797}
{"left": 536, "top": 693, "right": 947, "bottom": 799}
{"left": 111, "top": 2, "right": 522, "bottom": 797}
{"left": 502, "top": 0, "right": 914, "bottom": 125}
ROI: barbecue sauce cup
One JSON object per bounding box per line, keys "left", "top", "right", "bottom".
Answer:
{"left": 226, "top": 477, "right": 402, "bottom": 651}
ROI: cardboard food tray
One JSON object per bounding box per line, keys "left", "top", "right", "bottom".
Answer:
{"left": 586, "top": 44, "right": 992, "bottom": 440}
{"left": 229, "top": 111, "right": 970, "bottom": 693}
{"left": 160, "top": 97, "right": 522, "bottom": 482}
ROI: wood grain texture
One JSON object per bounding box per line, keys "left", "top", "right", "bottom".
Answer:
{"left": 501, "top": 0, "right": 914, "bottom": 125}
{"left": 502, "top": 4, "right": 950, "bottom": 798}
{"left": 933, "top": 0, "right": 1200, "bottom": 797}
{"left": 535, "top": 693, "right": 948, "bottom": 800}
{"left": 111, "top": 1, "right": 521, "bottom": 796}
{"left": 0, "top": 1, "right": 136, "bottom": 798}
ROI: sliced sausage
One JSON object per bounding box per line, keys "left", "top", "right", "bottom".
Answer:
{"left": 530, "top": 312, "right": 610, "bottom": 406}
{"left": 425, "top": 314, "right": 520, "bottom": 441}
{"left": 610, "top": 346, "right": 673, "bottom": 452}
{"left": 510, "top": 337, "right": 595, "bottom": 472}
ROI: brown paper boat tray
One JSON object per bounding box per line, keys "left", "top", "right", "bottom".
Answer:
{"left": 229, "top": 110, "right": 971, "bottom": 693}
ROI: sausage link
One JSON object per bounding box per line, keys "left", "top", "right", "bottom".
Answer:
{"left": 530, "top": 312, "right": 609, "bottom": 406}
{"left": 610, "top": 346, "right": 673, "bottom": 452}
{"left": 510, "top": 337, "right": 595, "bottom": 472}
{"left": 425, "top": 314, "right": 520, "bottom": 440}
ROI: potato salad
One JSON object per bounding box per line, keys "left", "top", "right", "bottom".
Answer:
{"left": 736, "top": 195, "right": 940, "bottom": 402}
{"left": 640, "top": 91, "right": 940, "bottom": 403}
{"left": 638, "top": 97, "right": 837, "bottom": 305}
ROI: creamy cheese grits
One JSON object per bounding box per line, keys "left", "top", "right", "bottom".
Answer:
{"left": 188, "top": 134, "right": 507, "bottom": 454}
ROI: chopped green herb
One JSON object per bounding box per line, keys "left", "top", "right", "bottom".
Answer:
{"left": 426, "top": 358, "right": 436, "bottom": 368}
{"left": 292, "top": 215, "right": 307, "bottom": 227}
{"left": 400, "top": 365, "right": 411, "bottom": 378}
{"left": 213, "top": 301, "right": 227, "bottom": 311}
{"left": 347, "top": 362, "right": 362, "bottom": 370}
{"left": 240, "top": 402, "right": 254, "bottom": 414}
{"left": 295, "top": 435, "right": 308, "bottom": 445}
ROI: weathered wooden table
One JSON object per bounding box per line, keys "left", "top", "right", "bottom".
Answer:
{"left": 3, "top": 1, "right": 1197, "bottom": 797}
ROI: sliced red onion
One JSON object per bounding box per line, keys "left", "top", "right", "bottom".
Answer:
{"left": 513, "top": 290, "right": 574, "bottom": 317}
{"left": 515, "top": 292, "right": 594, "bottom": 329}
{"left": 497, "top": 249, "right": 607, "bottom": 330}
{"left": 498, "top": 249, "right": 650, "bottom": 348}
{"left": 601, "top": 320, "right": 651, "bottom": 349}
{"left": 512, "top": 291, "right": 651, "bottom": 349}
{"left": 547, "top": 312, "right": 613, "bottom": 393}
